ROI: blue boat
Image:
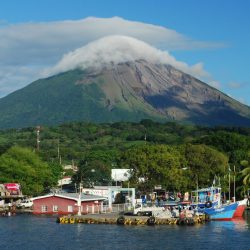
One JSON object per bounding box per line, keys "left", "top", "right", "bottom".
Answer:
{"left": 203, "top": 202, "right": 238, "bottom": 220}
{"left": 191, "top": 186, "right": 238, "bottom": 220}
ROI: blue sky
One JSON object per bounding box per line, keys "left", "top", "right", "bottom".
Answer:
{"left": 0, "top": 0, "right": 249, "bottom": 105}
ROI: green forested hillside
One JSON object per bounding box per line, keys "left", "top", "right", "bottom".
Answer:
{"left": 0, "top": 120, "right": 249, "bottom": 196}
{"left": 0, "top": 69, "right": 163, "bottom": 129}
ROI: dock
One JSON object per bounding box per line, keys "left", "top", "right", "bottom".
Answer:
{"left": 57, "top": 213, "right": 209, "bottom": 226}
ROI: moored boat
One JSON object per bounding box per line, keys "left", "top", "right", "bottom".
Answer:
{"left": 190, "top": 186, "right": 240, "bottom": 220}
{"left": 204, "top": 202, "right": 238, "bottom": 221}
{"left": 233, "top": 198, "right": 248, "bottom": 218}
{"left": 190, "top": 186, "right": 221, "bottom": 210}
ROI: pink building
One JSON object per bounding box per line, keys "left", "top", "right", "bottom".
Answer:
{"left": 32, "top": 193, "right": 106, "bottom": 215}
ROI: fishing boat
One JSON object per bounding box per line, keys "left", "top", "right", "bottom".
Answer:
{"left": 203, "top": 202, "right": 238, "bottom": 220}
{"left": 190, "top": 186, "right": 239, "bottom": 220}
{"left": 233, "top": 198, "right": 248, "bottom": 218}
{"left": 190, "top": 186, "right": 221, "bottom": 210}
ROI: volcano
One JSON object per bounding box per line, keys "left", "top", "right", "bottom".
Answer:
{"left": 0, "top": 35, "right": 250, "bottom": 128}
{"left": 0, "top": 59, "right": 249, "bottom": 129}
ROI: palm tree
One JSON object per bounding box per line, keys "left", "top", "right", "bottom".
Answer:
{"left": 241, "top": 166, "right": 250, "bottom": 185}
{"left": 240, "top": 157, "right": 250, "bottom": 185}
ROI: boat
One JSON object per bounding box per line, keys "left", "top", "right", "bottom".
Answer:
{"left": 233, "top": 198, "right": 248, "bottom": 218}
{"left": 190, "top": 186, "right": 221, "bottom": 210}
{"left": 203, "top": 202, "right": 238, "bottom": 220}
{"left": 190, "top": 186, "right": 239, "bottom": 220}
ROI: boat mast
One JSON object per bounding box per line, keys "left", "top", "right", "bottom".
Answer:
{"left": 196, "top": 176, "right": 198, "bottom": 205}
{"left": 228, "top": 165, "right": 231, "bottom": 202}
{"left": 233, "top": 165, "right": 236, "bottom": 202}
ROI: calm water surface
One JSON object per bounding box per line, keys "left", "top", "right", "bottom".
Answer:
{"left": 0, "top": 211, "right": 249, "bottom": 250}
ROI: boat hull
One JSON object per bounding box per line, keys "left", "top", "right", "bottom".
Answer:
{"left": 203, "top": 202, "right": 238, "bottom": 221}
{"left": 233, "top": 199, "right": 247, "bottom": 218}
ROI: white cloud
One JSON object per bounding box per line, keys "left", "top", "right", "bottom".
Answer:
{"left": 0, "top": 16, "right": 223, "bottom": 97}
{"left": 0, "top": 66, "right": 43, "bottom": 97}
{"left": 47, "top": 35, "right": 209, "bottom": 79}
{"left": 228, "top": 82, "right": 243, "bottom": 89}
{"left": 208, "top": 80, "right": 221, "bottom": 89}
{"left": 0, "top": 17, "right": 223, "bottom": 65}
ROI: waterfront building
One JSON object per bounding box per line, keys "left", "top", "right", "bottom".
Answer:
{"left": 32, "top": 193, "right": 106, "bottom": 215}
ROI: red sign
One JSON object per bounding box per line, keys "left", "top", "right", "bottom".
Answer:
{"left": 4, "top": 183, "right": 20, "bottom": 191}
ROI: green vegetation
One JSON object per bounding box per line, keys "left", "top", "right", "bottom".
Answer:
{"left": 0, "top": 120, "right": 249, "bottom": 197}
{"left": 0, "top": 146, "right": 62, "bottom": 195}
{"left": 0, "top": 69, "right": 163, "bottom": 129}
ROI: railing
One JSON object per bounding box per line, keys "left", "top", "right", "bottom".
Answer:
{"left": 84, "top": 203, "right": 133, "bottom": 214}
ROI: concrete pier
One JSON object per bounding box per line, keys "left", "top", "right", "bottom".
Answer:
{"left": 57, "top": 213, "right": 209, "bottom": 226}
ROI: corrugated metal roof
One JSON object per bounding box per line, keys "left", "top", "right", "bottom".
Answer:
{"left": 32, "top": 192, "right": 107, "bottom": 201}
{"left": 63, "top": 193, "right": 106, "bottom": 201}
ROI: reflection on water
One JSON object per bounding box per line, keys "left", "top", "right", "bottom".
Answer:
{"left": 245, "top": 209, "right": 250, "bottom": 228}
{"left": 0, "top": 212, "right": 249, "bottom": 250}
{"left": 213, "top": 218, "right": 248, "bottom": 232}
{"left": 211, "top": 210, "right": 250, "bottom": 235}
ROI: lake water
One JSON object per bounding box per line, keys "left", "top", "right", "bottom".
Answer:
{"left": 0, "top": 211, "right": 250, "bottom": 250}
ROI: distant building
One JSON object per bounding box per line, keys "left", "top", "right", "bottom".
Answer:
{"left": 82, "top": 186, "right": 122, "bottom": 201}
{"left": 58, "top": 176, "right": 72, "bottom": 186}
{"left": 32, "top": 193, "right": 106, "bottom": 215}
{"left": 63, "top": 164, "right": 78, "bottom": 172}
{"left": 111, "top": 169, "right": 132, "bottom": 182}
{"left": 83, "top": 186, "right": 136, "bottom": 209}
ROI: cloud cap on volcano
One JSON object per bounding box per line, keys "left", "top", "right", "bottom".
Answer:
{"left": 48, "top": 35, "right": 208, "bottom": 78}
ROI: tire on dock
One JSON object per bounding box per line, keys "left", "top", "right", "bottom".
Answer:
{"left": 177, "top": 218, "right": 185, "bottom": 225}
{"left": 117, "top": 216, "right": 125, "bottom": 225}
{"left": 185, "top": 218, "right": 194, "bottom": 226}
{"left": 147, "top": 216, "right": 156, "bottom": 226}
{"left": 205, "top": 214, "right": 210, "bottom": 222}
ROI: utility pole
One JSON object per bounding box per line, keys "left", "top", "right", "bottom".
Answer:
{"left": 36, "top": 126, "right": 40, "bottom": 151}
{"left": 77, "top": 182, "right": 82, "bottom": 216}
{"left": 57, "top": 139, "right": 60, "bottom": 159}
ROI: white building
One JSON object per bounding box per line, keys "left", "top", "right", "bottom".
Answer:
{"left": 58, "top": 176, "right": 72, "bottom": 186}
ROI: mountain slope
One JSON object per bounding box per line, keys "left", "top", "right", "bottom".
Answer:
{"left": 0, "top": 60, "right": 249, "bottom": 128}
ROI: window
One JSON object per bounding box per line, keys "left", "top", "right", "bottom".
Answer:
{"left": 53, "top": 205, "right": 58, "bottom": 212}
{"left": 68, "top": 205, "right": 73, "bottom": 213}
{"left": 41, "top": 205, "right": 48, "bottom": 212}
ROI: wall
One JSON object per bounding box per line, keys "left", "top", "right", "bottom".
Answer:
{"left": 33, "top": 196, "right": 101, "bottom": 215}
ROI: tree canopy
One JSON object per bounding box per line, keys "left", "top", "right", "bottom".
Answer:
{"left": 0, "top": 146, "right": 61, "bottom": 195}
{"left": 0, "top": 120, "right": 249, "bottom": 197}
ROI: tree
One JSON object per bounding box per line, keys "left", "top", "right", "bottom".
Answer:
{"left": 183, "top": 144, "right": 228, "bottom": 189}
{"left": 48, "top": 161, "right": 63, "bottom": 186}
{"left": 119, "top": 144, "right": 188, "bottom": 192}
{"left": 0, "top": 146, "right": 58, "bottom": 196}
{"left": 197, "top": 131, "right": 250, "bottom": 165}
{"left": 240, "top": 152, "right": 250, "bottom": 187}
{"left": 242, "top": 166, "right": 250, "bottom": 186}
{"left": 72, "top": 158, "right": 111, "bottom": 187}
